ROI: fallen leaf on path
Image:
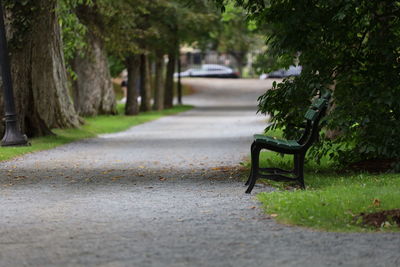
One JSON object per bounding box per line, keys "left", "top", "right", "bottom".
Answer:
{"left": 211, "top": 166, "right": 231, "bottom": 172}
{"left": 102, "top": 169, "right": 115, "bottom": 175}
{"left": 112, "top": 176, "right": 125, "bottom": 181}
{"left": 159, "top": 177, "right": 167, "bottom": 181}
{"left": 200, "top": 210, "right": 212, "bottom": 213}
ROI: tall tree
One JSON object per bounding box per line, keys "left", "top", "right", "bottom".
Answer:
{"left": 163, "top": 25, "right": 178, "bottom": 109}
{"left": 99, "top": 0, "right": 151, "bottom": 115}
{"left": 1, "top": 0, "right": 80, "bottom": 137}
{"left": 161, "top": 0, "right": 219, "bottom": 108}
{"left": 139, "top": 54, "right": 152, "bottom": 112}
{"left": 125, "top": 55, "right": 140, "bottom": 115}
{"left": 70, "top": 2, "right": 116, "bottom": 116}
{"left": 213, "top": 3, "right": 258, "bottom": 75}
{"left": 153, "top": 51, "right": 165, "bottom": 111}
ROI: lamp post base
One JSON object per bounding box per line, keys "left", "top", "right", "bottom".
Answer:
{"left": 1, "top": 115, "right": 29, "bottom": 146}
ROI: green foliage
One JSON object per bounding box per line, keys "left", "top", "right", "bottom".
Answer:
{"left": 206, "top": 2, "right": 263, "bottom": 72}
{"left": 98, "top": 0, "right": 148, "bottom": 58}
{"left": 0, "top": 105, "right": 193, "bottom": 162}
{"left": 3, "top": 0, "right": 38, "bottom": 49}
{"left": 108, "top": 55, "right": 125, "bottom": 78}
{"left": 58, "top": 0, "right": 91, "bottom": 60}
{"left": 58, "top": 0, "right": 91, "bottom": 78}
{"left": 222, "top": 0, "right": 400, "bottom": 168}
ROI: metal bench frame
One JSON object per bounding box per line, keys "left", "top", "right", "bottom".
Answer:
{"left": 245, "top": 95, "right": 330, "bottom": 193}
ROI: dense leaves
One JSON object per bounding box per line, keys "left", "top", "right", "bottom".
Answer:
{"left": 209, "top": 2, "right": 261, "bottom": 75}
{"left": 220, "top": 0, "right": 400, "bottom": 169}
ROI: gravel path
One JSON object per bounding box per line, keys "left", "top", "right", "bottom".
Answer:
{"left": 0, "top": 78, "right": 399, "bottom": 267}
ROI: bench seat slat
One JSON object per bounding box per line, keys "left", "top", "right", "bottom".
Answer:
{"left": 304, "top": 109, "right": 319, "bottom": 121}
{"left": 253, "top": 134, "right": 301, "bottom": 149}
{"left": 311, "top": 98, "right": 326, "bottom": 109}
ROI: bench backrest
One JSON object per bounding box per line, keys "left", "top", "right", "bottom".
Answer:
{"left": 298, "top": 94, "right": 330, "bottom": 148}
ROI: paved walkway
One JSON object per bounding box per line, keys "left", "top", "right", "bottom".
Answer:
{"left": 0, "top": 78, "right": 399, "bottom": 266}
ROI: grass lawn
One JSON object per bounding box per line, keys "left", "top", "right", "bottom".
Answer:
{"left": 0, "top": 104, "right": 192, "bottom": 162}
{"left": 250, "top": 130, "right": 400, "bottom": 232}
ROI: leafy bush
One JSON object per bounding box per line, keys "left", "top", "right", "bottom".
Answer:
{"left": 219, "top": 0, "right": 400, "bottom": 169}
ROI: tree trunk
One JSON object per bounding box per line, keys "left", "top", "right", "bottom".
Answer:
{"left": 1, "top": 0, "right": 80, "bottom": 137}
{"left": 147, "top": 55, "right": 154, "bottom": 102}
{"left": 153, "top": 53, "right": 164, "bottom": 111}
{"left": 72, "top": 5, "right": 116, "bottom": 116}
{"left": 325, "top": 79, "right": 341, "bottom": 139}
{"left": 125, "top": 55, "right": 140, "bottom": 115}
{"left": 72, "top": 32, "right": 116, "bottom": 116}
{"left": 231, "top": 51, "right": 245, "bottom": 77}
{"left": 164, "top": 50, "right": 176, "bottom": 109}
{"left": 139, "top": 54, "right": 151, "bottom": 112}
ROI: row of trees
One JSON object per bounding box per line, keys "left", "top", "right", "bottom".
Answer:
{"left": 217, "top": 0, "right": 400, "bottom": 169}
{"left": 2, "top": 0, "right": 251, "bottom": 137}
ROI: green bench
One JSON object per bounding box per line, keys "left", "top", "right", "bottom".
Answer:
{"left": 245, "top": 94, "right": 331, "bottom": 193}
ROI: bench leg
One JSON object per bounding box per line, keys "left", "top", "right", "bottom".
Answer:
{"left": 245, "top": 145, "right": 261, "bottom": 194}
{"left": 297, "top": 153, "right": 306, "bottom": 189}
{"left": 245, "top": 141, "right": 256, "bottom": 186}
{"left": 293, "top": 154, "right": 299, "bottom": 176}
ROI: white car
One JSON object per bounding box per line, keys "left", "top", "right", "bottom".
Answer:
{"left": 259, "top": 65, "right": 302, "bottom": 79}
{"left": 175, "top": 64, "right": 239, "bottom": 78}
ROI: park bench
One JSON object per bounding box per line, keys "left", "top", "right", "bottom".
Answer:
{"left": 245, "top": 93, "right": 331, "bottom": 193}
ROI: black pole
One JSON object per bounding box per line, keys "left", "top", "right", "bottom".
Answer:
{"left": 177, "top": 45, "right": 182, "bottom": 105}
{"left": 0, "top": 1, "right": 28, "bottom": 146}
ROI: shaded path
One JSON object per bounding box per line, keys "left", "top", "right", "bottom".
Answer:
{"left": 0, "top": 78, "right": 399, "bottom": 266}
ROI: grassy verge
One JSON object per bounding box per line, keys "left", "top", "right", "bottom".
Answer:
{"left": 251, "top": 130, "right": 400, "bottom": 232}
{"left": 0, "top": 104, "right": 192, "bottom": 162}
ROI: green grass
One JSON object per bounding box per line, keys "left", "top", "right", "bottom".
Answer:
{"left": 251, "top": 129, "right": 400, "bottom": 232}
{"left": 0, "top": 104, "right": 192, "bottom": 162}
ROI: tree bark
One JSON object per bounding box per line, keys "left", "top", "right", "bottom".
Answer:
{"left": 325, "top": 79, "right": 340, "bottom": 139}
{"left": 125, "top": 55, "right": 140, "bottom": 115}
{"left": 153, "top": 53, "right": 164, "bottom": 111}
{"left": 164, "top": 50, "right": 176, "bottom": 109}
{"left": 1, "top": 0, "right": 80, "bottom": 137}
{"left": 139, "top": 54, "right": 151, "bottom": 112}
{"left": 72, "top": 32, "right": 116, "bottom": 116}
{"left": 72, "top": 5, "right": 116, "bottom": 116}
{"left": 231, "top": 51, "right": 245, "bottom": 77}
